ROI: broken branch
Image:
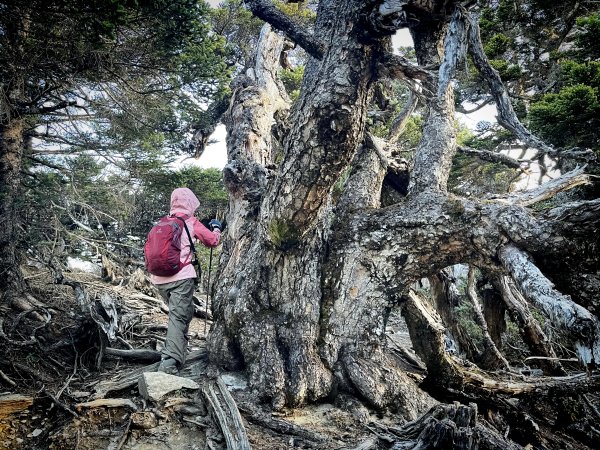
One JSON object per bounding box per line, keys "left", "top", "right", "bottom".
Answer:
{"left": 244, "top": 0, "right": 324, "bottom": 59}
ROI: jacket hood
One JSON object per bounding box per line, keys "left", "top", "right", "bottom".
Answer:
{"left": 170, "top": 187, "right": 200, "bottom": 217}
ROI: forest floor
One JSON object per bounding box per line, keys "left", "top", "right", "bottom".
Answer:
{"left": 0, "top": 263, "right": 420, "bottom": 450}
{"left": 1, "top": 263, "right": 598, "bottom": 449}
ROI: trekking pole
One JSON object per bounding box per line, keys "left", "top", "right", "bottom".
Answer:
{"left": 204, "top": 246, "right": 213, "bottom": 337}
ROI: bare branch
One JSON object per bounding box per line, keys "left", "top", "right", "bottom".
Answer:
{"left": 378, "top": 53, "right": 436, "bottom": 88}
{"left": 17, "top": 100, "right": 77, "bottom": 116}
{"left": 25, "top": 154, "right": 69, "bottom": 173}
{"left": 466, "top": 12, "right": 595, "bottom": 163}
{"left": 437, "top": 7, "right": 469, "bottom": 100}
{"left": 498, "top": 244, "right": 600, "bottom": 365}
{"left": 388, "top": 91, "right": 418, "bottom": 145}
{"left": 465, "top": 267, "right": 510, "bottom": 370}
{"left": 493, "top": 275, "right": 566, "bottom": 375}
{"left": 455, "top": 97, "right": 493, "bottom": 114}
{"left": 491, "top": 166, "right": 591, "bottom": 206}
{"left": 457, "top": 145, "right": 522, "bottom": 169}
{"left": 244, "top": 0, "right": 324, "bottom": 59}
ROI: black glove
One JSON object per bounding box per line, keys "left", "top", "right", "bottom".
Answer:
{"left": 209, "top": 219, "right": 222, "bottom": 231}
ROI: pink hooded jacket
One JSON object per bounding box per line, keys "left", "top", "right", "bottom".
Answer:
{"left": 151, "top": 188, "right": 221, "bottom": 285}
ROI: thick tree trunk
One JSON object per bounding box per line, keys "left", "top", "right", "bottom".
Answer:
{"left": 209, "top": 1, "right": 387, "bottom": 409}
{"left": 210, "top": 0, "right": 600, "bottom": 418}
{"left": 0, "top": 118, "right": 24, "bottom": 300}
{"left": 429, "top": 269, "right": 480, "bottom": 359}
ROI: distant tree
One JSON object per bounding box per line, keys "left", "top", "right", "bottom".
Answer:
{"left": 0, "top": 0, "right": 229, "bottom": 299}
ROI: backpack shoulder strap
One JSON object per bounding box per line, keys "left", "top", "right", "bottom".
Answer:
{"left": 170, "top": 215, "right": 197, "bottom": 254}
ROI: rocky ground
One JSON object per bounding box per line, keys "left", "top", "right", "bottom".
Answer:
{"left": 2, "top": 262, "right": 598, "bottom": 450}
{"left": 0, "top": 263, "right": 423, "bottom": 450}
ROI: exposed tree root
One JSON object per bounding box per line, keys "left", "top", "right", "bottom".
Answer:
{"left": 499, "top": 244, "right": 600, "bottom": 365}
{"left": 493, "top": 275, "right": 566, "bottom": 375}
{"left": 342, "top": 350, "right": 435, "bottom": 417}
{"left": 465, "top": 268, "right": 511, "bottom": 371}
{"left": 379, "top": 403, "right": 523, "bottom": 450}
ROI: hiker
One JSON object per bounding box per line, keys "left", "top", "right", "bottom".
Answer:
{"left": 146, "top": 187, "right": 221, "bottom": 373}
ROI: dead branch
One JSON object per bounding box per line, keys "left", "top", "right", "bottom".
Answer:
{"left": 543, "top": 197, "right": 600, "bottom": 222}
{"left": 493, "top": 275, "right": 566, "bottom": 375}
{"left": 0, "top": 312, "right": 50, "bottom": 347}
{"left": 388, "top": 91, "right": 418, "bottom": 145}
{"left": 402, "top": 291, "right": 596, "bottom": 396}
{"left": 457, "top": 145, "right": 522, "bottom": 169}
{"left": 0, "top": 394, "right": 33, "bottom": 418}
{"left": 244, "top": 0, "right": 324, "bottom": 59}
{"left": 466, "top": 12, "right": 595, "bottom": 163}
{"left": 75, "top": 398, "right": 138, "bottom": 411}
{"left": 429, "top": 269, "right": 479, "bottom": 360}
{"left": 43, "top": 388, "right": 79, "bottom": 417}
{"left": 114, "top": 418, "right": 132, "bottom": 450}
{"left": 498, "top": 244, "right": 600, "bottom": 365}
{"left": 238, "top": 400, "right": 330, "bottom": 446}
{"left": 104, "top": 347, "right": 161, "bottom": 362}
{"left": 202, "top": 377, "right": 251, "bottom": 450}
{"left": 494, "top": 166, "right": 590, "bottom": 206}
{"left": 465, "top": 268, "right": 511, "bottom": 371}
{"left": 0, "top": 370, "right": 16, "bottom": 387}
{"left": 56, "top": 350, "right": 78, "bottom": 400}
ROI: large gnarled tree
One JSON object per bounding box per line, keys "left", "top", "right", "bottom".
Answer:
{"left": 209, "top": 0, "right": 599, "bottom": 408}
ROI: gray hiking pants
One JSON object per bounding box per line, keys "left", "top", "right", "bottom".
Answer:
{"left": 156, "top": 278, "right": 196, "bottom": 365}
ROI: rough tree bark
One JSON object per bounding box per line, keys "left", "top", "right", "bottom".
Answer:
{"left": 208, "top": 3, "right": 600, "bottom": 439}
{"left": 0, "top": 117, "right": 25, "bottom": 300}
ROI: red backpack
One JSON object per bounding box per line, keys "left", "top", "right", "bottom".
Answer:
{"left": 144, "top": 215, "right": 197, "bottom": 277}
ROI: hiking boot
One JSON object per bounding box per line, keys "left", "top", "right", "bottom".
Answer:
{"left": 157, "top": 357, "right": 179, "bottom": 375}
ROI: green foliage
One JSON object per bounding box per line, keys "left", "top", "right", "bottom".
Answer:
{"left": 575, "top": 12, "right": 600, "bottom": 59}
{"left": 273, "top": 1, "right": 317, "bottom": 25}
{"left": 210, "top": 0, "right": 264, "bottom": 69}
{"left": 332, "top": 167, "right": 351, "bottom": 199}
{"left": 455, "top": 301, "right": 485, "bottom": 350}
{"left": 396, "top": 115, "right": 424, "bottom": 148}
{"left": 281, "top": 66, "right": 305, "bottom": 101}
{"left": 524, "top": 11, "right": 600, "bottom": 154}
{"left": 529, "top": 83, "right": 600, "bottom": 150}
{"left": 489, "top": 60, "right": 522, "bottom": 81}
{"left": 268, "top": 219, "right": 300, "bottom": 251}
{"left": 484, "top": 33, "right": 513, "bottom": 58}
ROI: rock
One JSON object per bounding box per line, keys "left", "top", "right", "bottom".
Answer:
{"left": 66, "top": 257, "right": 102, "bottom": 276}
{"left": 31, "top": 428, "right": 43, "bottom": 437}
{"left": 131, "top": 411, "right": 158, "bottom": 429}
{"left": 221, "top": 373, "right": 248, "bottom": 391}
{"left": 138, "top": 372, "right": 200, "bottom": 402}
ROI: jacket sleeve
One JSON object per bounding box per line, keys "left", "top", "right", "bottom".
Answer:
{"left": 192, "top": 218, "right": 221, "bottom": 248}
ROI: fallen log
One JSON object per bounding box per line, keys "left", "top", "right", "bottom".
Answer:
{"left": 105, "top": 347, "right": 161, "bottom": 362}
{"left": 76, "top": 398, "right": 138, "bottom": 411}
{"left": 92, "top": 349, "right": 207, "bottom": 399}
{"left": 0, "top": 394, "right": 33, "bottom": 418}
